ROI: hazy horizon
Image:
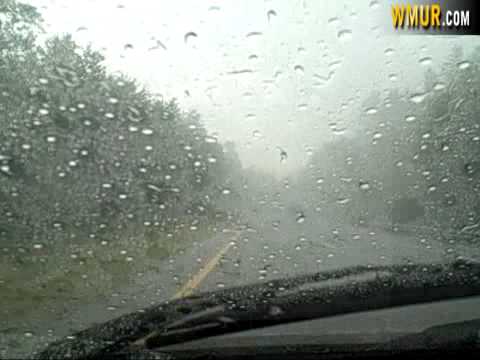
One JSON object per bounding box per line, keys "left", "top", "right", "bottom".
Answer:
{"left": 26, "top": 0, "right": 476, "bottom": 177}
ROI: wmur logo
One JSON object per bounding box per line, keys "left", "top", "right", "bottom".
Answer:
{"left": 391, "top": 3, "right": 470, "bottom": 30}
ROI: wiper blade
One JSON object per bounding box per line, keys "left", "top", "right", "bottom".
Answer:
{"left": 34, "top": 258, "right": 480, "bottom": 359}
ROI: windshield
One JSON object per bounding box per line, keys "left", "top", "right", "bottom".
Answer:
{"left": 1, "top": 0, "right": 479, "bottom": 358}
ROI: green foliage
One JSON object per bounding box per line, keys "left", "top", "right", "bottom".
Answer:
{"left": 301, "top": 46, "right": 480, "bottom": 234}
{"left": 0, "top": 1, "right": 241, "bottom": 314}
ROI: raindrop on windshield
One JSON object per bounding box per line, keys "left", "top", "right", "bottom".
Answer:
{"left": 337, "top": 29, "right": 352, "bottom": 41}
{"left": 296, "top": 212, "right": 306, "bottom": 223}
{"left": 419, "top": 57, "right": 432, "bottom": 65}
{"left": 246, "top": 31, "right": 262, "bottom": 38}
{"left": 409, "top": 93, "right": 426, "bottom": 104}
{"left": 267, "top": 9, "right": 277, "bottom": 22}
{"left": 328, "top": 17, "right": 339, "bottom": 25}
{"left": 294, "top": 65, "right": 304, "bottom": 75}
{"left": 184, "top": 31, "right": 198, "bottom": 44}
{"left": 457, "top": 61, "right": 471, "bottom": 70}
{"left": 384, "top": 48, "right": 394, "bottom": 56}
{"left": 359, "top": 182, "right": 370, "bottom": 191}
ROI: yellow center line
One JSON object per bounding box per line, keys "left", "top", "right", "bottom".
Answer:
{"left": 172, "top": 235, "right": 237, "bottom": 300}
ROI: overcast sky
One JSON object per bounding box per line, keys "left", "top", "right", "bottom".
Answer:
{"left": 26, "top": 0, "right": 476, "bottom": 177}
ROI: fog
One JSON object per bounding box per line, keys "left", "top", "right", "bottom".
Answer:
{"left": 1, "top": 1, "right": 480, "bottom": 357}
{"left": 28, "top": 0, "right": 474, "bottom": 176}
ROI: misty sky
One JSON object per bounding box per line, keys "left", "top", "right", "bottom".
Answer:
{"left": 26, "top": 0, "right": 476, "bottom": 177}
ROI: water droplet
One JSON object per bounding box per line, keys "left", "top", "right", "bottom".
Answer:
{"left": 328, "top": 60, "right": 342, "bottom": 70}
{"left": 419, "top": 56, "right": 432, "bottom": 65}
{"left": 373, "top": 132, "right": 383, "bottom": 140}
{"left": 203, "top": 136, "right": 217, "bottom": 143}
{"left": 246, "top": 31, "right": 262, "bottom": 38}
{"left": 337, "top": 29, "right": 352, "bottom": 40}
{"left": 409, "top": 93, "right": 426, "bottom": 104}
{"left": 457, "top": 61, "right": 470, "bottom": 70}
{"left": 222, "top": 188, "right": 231, "bottom": 195}
{"left": 184, "top": 31, "right": 198, "bottom": 45}
{"left": 142, "top": 128, "right": 153, "bottom": 135}
{"left": 252, "top": 130, "right": 262, "bottom": 138}
{"left": 0, "top": 165, "right": 11, "bottom": 175}
{"left": 433, "top": 82, "right": 446, "bottom": 91}
{"left": 298, "top": 47, "right": 306, "bottom": 54}
{"left": 296, "top": 212, "right": 306, "bottom": 223}
{"left": 294, "top": 65, "right": 304, "bottom": 75}
{"left": 365, "top": 107, "right": 378, "bottom": 115}
{"left": 405, "top": 115, "right": 416, "bottom": 122}
{"left": 24, "top": 331, "right": 34, "bottom": 338}
{"left": 108, "top": 97, "right": 119, "bottom": 104}
{"left": 370, "top": 0, "right": 379, "bottom": 8}
{"left": 327, "top": 17, "right": 339, "bottom": 25}
{"left": 209, "top": 5, "right": 221, "bottom": 12}
{"left": 359, "top": 181, "right": 370, "bottom": 190}
{"left": 384, "top": 48, "right": 394, "bottom": 56}
{"left": 389, "top": 73, "right": 398, "bottom": 81}
{"left": 267, "top": 9, "right": 277, "bottom": 22}
{"left": 105, "top": 112, "right": 115, "bottom": 119}
{"left": 46, "top": 136, "right": 56, "bottom": 143}
{"left": 216, "top": 282, "right": 225, "bottom": 289}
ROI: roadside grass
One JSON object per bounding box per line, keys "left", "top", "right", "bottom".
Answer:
{"left": 0, "top": 223, "right": 217, "bottom": 323}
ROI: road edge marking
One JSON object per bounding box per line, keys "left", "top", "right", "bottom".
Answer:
{"left": 172, "top": 240, "right": 234, "bottom": 300}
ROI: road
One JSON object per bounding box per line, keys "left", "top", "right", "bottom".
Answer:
{"left": 1, "top": 220, "right": 478, "bottom": 358}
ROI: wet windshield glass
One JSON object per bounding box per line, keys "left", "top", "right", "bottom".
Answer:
{"left": 0, "top": 0, "right": 479, "bottom": 357}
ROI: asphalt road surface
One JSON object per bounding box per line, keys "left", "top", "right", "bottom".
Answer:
{"left": 1, "top": 221, "right": 479, "bottom": 358}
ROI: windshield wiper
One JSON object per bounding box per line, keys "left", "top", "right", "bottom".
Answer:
{"left": 34, "top": 258, "right": 480, "bottom": 359}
